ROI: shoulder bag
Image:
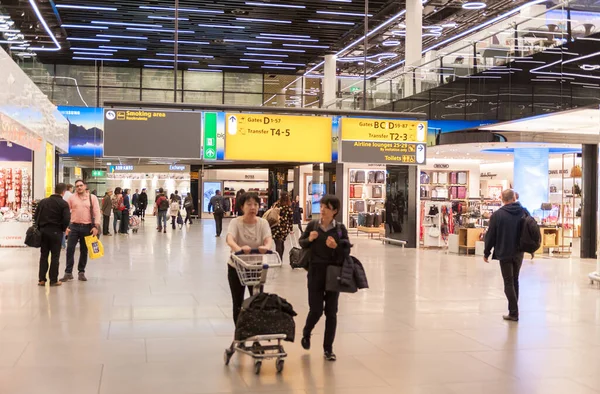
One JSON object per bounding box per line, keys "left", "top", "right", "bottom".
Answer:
{"left": 25, "top": 203, "right": 43, "bottom": 248}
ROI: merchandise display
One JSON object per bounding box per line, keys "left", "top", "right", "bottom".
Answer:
{"left": 347, "top": 168, "right": 386, "bottom": 229}
{"left": 420, "top": 170, "right": 469, "bottom": 200}
{"left": 0, "top": 166, "right": 33, "bottom": 223}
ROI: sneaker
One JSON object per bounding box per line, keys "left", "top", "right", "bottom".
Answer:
{"left": 61, "top": 273, "right": 74, "bottom": 282}
{"left": 503, "top": 315, "right": 519, "bottom": 322}
{"left": 301, "top": 336, "right": 311, "bottom": 350}
{"left": 78, "top": 272, "right": 88, "bottom": 282}
{"left": 324, "top": 351, "right": 337, "bottom": 361}
{"left": 49, "top": 281, "right": 62, "bottom": 287}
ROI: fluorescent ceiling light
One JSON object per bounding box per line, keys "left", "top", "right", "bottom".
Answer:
{"left": 126, "top": 27, "right": 195, "bottom": 33}
{"left": 258, "top": 36, "right": 319, "bottom": 42}
{"left": 240, "top": 58, "right": 282, "bottom": 63}
{"left": 462, "top": 2, "right": 487, "bottom": 9}
{"left": 27, "top": 0, "right": 61, "bottom": 51}
{"left": 0, "top": 40, "right": 26, "bottom": 44}
{"left": 73, "top": 56, "right": 129, "bottom": 62}
{"left": 61, "top": 24, "right": 108, "bottom": 29}
{"left": 138, "top": 58, "right": 199, "bottom": 64}
{"left": 188, "top": 68, "right": 222, "bottom": 72}
{"left": 308, "top": 19, "right": 354, "bottom": 25}
{"left": 198, "top": 24, "right": 245, "bottom": 29}
{"left": 236, "top": 18, "right": 292, "bottom": 24}
{"left": 70, "top": 47, "right": 117, "bottom": 52}
{"left": 316, "top": 11, "right": 372, "bottom": 17}
{"left": 157, "top": 53, "right": 214, "bottom": 59}
{"left": 67, "top": 37, "right": 110, "bottom": 42}
{"left": 261, "top": 66, "right": 297, "bottom": 70}
{"left": 91, "top": 21, "right": 160, "bottom": 28}
{"left": 56, "top": 4, "right": 117, "bottom": 11}
{"left": 73, "top": 51, "right": 113, "bottom": 56}
{"left": 144, "top": 65, "right": 173, "bottom": 69}
{"left": 100, "top": 45, "right": 146, "bottom": 50}
{"left": 243, "top": 52, "right": 288, "bottom": 57}
{"left": 139, "top": 6, "right": 224, "bottom": 14}
{"left": 266, "top": 62, "right": 305, "bottom": 66}
{"left": 283, "top": 43, "right": 329, "bottom": 49}
{"left": 382, "top": 40, "right": 401, "bottom": 46}
{"left": 160, "top": 40, "right": 210, "bottom": 45}
{"left": 260, "top": 33, "right": 311, "bottom": 39}
{"left": 245, "top": 2, "right": 305, "bottom": 8}
{"left": 97, "top": 34, "right": 148, "bottom": 40}
{"left": 246, "top": 47, "right": 304, "bottom": 53}
{"left": 224, "top": 39, "right": 272, "bottom": 44}
{"left": 0, "top": 29, "right": 20, "bottom": 33}
{"left": 208, "top": 65, "right": 250, "bottom": 69}
{"left": 148, "top": 16, "right": 189, "bottom": 21}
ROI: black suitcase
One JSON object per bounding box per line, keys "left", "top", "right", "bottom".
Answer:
{"left": 289, "top": 247, "right": 302, "bottom": 269}
{"left": 365, "top": 213, "right": 375, "bottom": 227}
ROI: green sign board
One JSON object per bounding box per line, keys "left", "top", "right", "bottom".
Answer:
{"left": 350, "top": 86, "right": 361, "bottom": 93}
{"left": 203, "top": 112, "right": 217, "bottom": 160}
{"left": 91, "top": 170, "right": 105, "bottom": 177}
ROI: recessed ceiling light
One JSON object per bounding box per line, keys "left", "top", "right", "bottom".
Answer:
{"left": 462, "top": 2, "right": 487, "bottom": 10}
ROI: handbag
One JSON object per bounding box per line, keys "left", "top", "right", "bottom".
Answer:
{"left": 325, "top": 265, "right": 357, "bottom": 293}
{"left": 571, "top": 165, "right": 582, "bottom": 178}
{"left": 84, "top": 235, "right": 104, "bottom": 259}
{"left": 25, "top": 204, "right": 42, "bottom": 248}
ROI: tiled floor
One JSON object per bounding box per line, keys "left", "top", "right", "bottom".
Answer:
{"left": 1, "top": 219, "right": 599, "bottom": 394}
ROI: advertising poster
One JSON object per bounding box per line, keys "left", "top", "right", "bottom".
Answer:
{"left": 58, "top": 106, "right": 104, "bottom": 157}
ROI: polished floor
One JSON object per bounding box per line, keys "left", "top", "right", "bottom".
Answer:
{"left": 1, "top": 219, "right": 600, "bottom": 394}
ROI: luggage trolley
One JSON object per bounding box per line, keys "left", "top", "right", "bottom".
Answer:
{"left": 224, "top": 250, "right": 286, "bottom": 374}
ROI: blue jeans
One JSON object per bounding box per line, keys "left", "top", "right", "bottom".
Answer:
{"left": 66, "top": 224, "right": 93, "bottom": 274}
{"left": 157, "top": 210, "right": 168, "bottom": 229}
{"left": 113, "top": 210, "right": 122, "bottom": 234}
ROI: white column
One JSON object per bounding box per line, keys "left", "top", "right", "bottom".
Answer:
{"left": 278, "top": 88, "right": 286, "bottom": 107}
{"left": 323, "top": 54, "right": 337, "bottom": 108}
{"left": 405, "top": 0, "right": 423, "bottom": 97}
{"left": 33, "top": 143, "right": 46, "bottom": 200}
{"left": 296, "top": 77, "right": 304, "bottom": 108}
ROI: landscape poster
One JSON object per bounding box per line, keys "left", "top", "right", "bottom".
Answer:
{"left": 58, "top": 106, "right": 104, "bottom": 157}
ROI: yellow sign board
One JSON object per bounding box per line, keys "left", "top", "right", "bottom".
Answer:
{"left": 341, "top": 118, "right": 427, "bottom": 143}
{"left": 45, "top": 142, "right": 53, "bottom": 197}
{"left": 225, "top": 114, "right": 332, "bottom": 162}
{"left": 74, "top": 167, "right": 82, "bottom": 177}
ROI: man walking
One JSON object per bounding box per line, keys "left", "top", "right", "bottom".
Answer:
{"left": 101, "top": 190, "right": 113, "bottom": 236}
{"left": 208, "top": 190, "right": 225, "bottom": 237}
{"left": 35, "top": 183, "right": 71, "bottom": 286}
{"left": 138, "top": 188, "right": 148, "bottom": 221}
{"left": 61, "top": 179, "right": 101, "bottom": 282}
{"left": 484, "top": 189, "right": 525, "bottom": 322}
{"left": 155, "top": 188, "right": 169, "bottom": 233}
{"left": 132, "top": 188, "right": 140, "bottom": 214}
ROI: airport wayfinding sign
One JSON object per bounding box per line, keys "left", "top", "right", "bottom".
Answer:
{"left": 340, "top": 118, "right": 427, "bottom": 164}
{"left": 224, "top": 113, "right": 332, "bottom": 162}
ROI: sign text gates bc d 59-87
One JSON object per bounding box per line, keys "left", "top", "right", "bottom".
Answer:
{"left": 340, "top": 118, "right": 427, "bottom": 165}
{"left": 224, "top": 113, "right": 332, "bottom": 163}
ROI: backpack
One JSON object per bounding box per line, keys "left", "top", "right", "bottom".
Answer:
{"left": 519, "top": 212, "right": 541, "bottom": 255}
{"left": 158, "top": 196, "right": 169, "bottom": 211}
{"left": 111, "top": 195, "right": 119, "bottom": 210}
{"left": 212, "top": 197, "right": 224, "bottom": 214}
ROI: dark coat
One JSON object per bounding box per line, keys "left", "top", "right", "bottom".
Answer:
{"left": 340, "top": 255, "right": 369, "bottom": 290}
{"left": 484, "top": 202, "right": 525, "bottom": 260}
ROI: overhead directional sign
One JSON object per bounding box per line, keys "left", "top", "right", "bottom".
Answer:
{"left": 225, "top": 113, "right": 332, "bottom": 162}
{"left": 340, "top": 118, "right": 427, "bottom": 165}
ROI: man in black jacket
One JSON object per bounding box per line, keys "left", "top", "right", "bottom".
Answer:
{"left": 35, "top": 183, "right": 71, "bottom": 286}
{"left": 484, "top": 189, "right": 525, "bottom": 321}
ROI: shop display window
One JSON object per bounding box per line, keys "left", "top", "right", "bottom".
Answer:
{"left": 0, "top": 166, "right": 32, "bottom": 223}
{"left": 347, "top": 168, "right": 386, "bottom": 229}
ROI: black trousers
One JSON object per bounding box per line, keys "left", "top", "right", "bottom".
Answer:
{"left": 303, "top": 264, "right": 340, "bottom": 353}
{"left": 228, "top": 264, "right": 255, "bottom": 324}
{"left": 499, "top": 254, "right": 524, "bottom": 317}
{"left": 184, "top": 207, "right": 193, "bottom": 224}
{"left": 39, "top": 228, "right": 62, "bottom": 283}
{"left": 214, "top": 212, "right": 224, "bottom": 236}
{"left": 102, "top": 214, "right": 111, "bottom": 235}
{"left": 139, "top": 206, "right": 146, "bottom": 220}
{"left": 120, "top": 211, "right": 129, "bottom": 233}
{"left": 274, "top": 238, "right": 285, "bottom": 260}
{"left": 66, "top": 224, "right": 92, "bottom": 274}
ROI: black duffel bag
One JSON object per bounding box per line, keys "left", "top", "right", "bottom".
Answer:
{"left": 235, "top": 293, "right": 297, "bottom": 342}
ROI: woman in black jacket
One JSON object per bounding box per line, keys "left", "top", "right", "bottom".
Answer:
{"left": 292, "top": 195, "right": 303, "bottom": 233}
{"left": 299, "top": 194, "right": 350, "bottom": 361}
{"left": 235, "top": 189, "right": 246, "bottom": 217}
{"left": 138, "top": 189, "right": 148, "bottom": 221}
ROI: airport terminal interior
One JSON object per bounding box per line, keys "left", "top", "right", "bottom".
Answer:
{"left": 2, "top": 0, "right": 600, "bottom": 392}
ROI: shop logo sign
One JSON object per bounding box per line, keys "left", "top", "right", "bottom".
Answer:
{"left": 106, "top": 111, "right": 116, "bottom": 120}
{"left": 169, "top": 165, "right": 186, "bottom": 171}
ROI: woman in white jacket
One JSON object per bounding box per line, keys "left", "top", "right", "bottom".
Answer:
{"left": 169, "top": 194, "right": 180, "bottom": 230}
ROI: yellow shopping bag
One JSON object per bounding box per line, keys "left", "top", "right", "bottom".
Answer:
{"left": 84, "top": 235, "right": 104, "bottom": 260}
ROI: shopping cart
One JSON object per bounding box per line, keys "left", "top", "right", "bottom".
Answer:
{"left": 224, "top": 250, "right": 286, "bottom": 375}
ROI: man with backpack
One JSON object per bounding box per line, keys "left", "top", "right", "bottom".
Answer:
{"left": 484, "top": 189, "right": 539, "bottom": 322}
{"left": 208, "top": 190, "right": 225, "bottom": 237}
{"left": 155, "top": 188, "right": 169, "bottom": 233}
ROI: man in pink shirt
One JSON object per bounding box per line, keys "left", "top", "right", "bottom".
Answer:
{"left": 61, "top": 179, "right": 101, "bottom": 282}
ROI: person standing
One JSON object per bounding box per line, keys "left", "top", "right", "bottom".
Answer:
{"left": 111, "top": 187, "right": 123, "bottom": 235}
{"left": 208, "top": 190, "right": 225, "bottom": 237}
{"left": 173, "top": 190, "right": 182, "bottom": 204}
{"left": 299, "top": 195, "right": 350, "bottom": 361}
{"left": 155, "top": 188, "right": 169, "bottom": 233}
{"left": 272, "top": 192, "right": 294, "bottom": 260}
{"left": 235, "top": 189, "right": 246, "bottom": 217}
{"left": 101, "top": 190, "right": 113, "bottom": 236}
{"left": 484, "top": 189, "right": 525, "bottom": 322}
{"left": 61, "top": 179, "right": 101, "bottom": 282}
{"left": 120, "top": 189, "right": 130, "bottom": 234}
{"left": 183, "top": 194, "right": 194, "bottom": 225}
{"left": 35, "top": 183, "right": 71, "bottom": 286}
{"left": 292, "top": 195, "right": 304, "bottom": 233}
{"left": 131, "top": 189, "right": 140, "bottom": 214}
{"left": 61, "top": 184, "right": 74, "bottom": 249}
{"left": 138, "top": 188, "right": 148, "bottom": 221}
